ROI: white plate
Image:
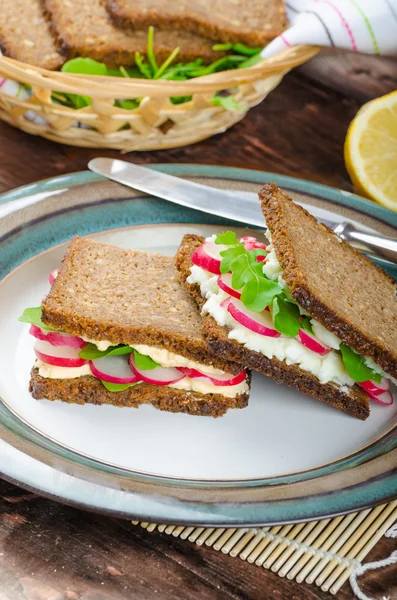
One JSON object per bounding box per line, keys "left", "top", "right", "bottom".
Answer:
{"left": 1, "top": 224, "right": 396, "bottom": 482}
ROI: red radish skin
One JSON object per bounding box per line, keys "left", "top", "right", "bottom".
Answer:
{"left": 223, "top": 297, "right": 281, "bottom": 338}
{"left": 359, "top": 378, "right": 390, "bottom": 396}
{"left": 368, "top": 389, "right": 394, "bottom": 406}
{"left": 90, "top": 355, "right": 140, "bottom": 384}
{"left": 217, "top": 274, "right": 241, "bottom": 299}
{"left": 49, "top": 269, "right": 59, "bottom": 285}
{"left": 298, "top": 329, "right": 331, "bottom": 356}
{"left": 191, "top": 241, "right": 226, "bottom": 275}
{"left": 129, "top": 354, "right": 185, "bottom": 386}
{"left": 177, "top": 366, "right": 246, "bottom": 386}
{"left": 34, "top": 340, "right": 88, "bottom": 368}
{"left": 29, "top": 324, "right": 86, "bottom": 349}
{"left": 239, "top": 236, "right": 267, "bottom": 251}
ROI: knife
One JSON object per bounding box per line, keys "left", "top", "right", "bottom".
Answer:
{"left": 88, "top": 158, "right": 397, "bottom": 266}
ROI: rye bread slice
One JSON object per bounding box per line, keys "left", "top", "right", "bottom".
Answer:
{"left": 30, "top": 368, "right": 249, "bottom": 417}
{"left": 41, "top": 237, "right": 242, "bottom": 375}
{"left": 0, "top": 0, "right": 63, "bottom": 69}
{"left": 175, "top": 233, "right": 370, "bottom": 420}
{"left": 43, "top": 0, "right": 221, "bottom": 66}
{"left": 260, "top": 184, "right": 397, "bottom": 379}
{"left": 106, "top": 0, "right": 288, "bottom": 47}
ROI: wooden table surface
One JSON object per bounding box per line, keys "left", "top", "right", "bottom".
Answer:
{"left": 1, "top": 51, "right": 397, "bottom": 600}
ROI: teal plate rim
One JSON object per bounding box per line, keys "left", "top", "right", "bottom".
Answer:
{"left": 0, "top": 164, "right": 396, "bottom": 526}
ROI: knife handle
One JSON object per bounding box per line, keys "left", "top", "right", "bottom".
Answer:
{"left": 334, "top": 222, "right": 397, "bottom": 265}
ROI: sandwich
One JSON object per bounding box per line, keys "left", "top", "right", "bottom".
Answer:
{"left": 175, "top": 184, "right": 397, "bottom": 420}
{"left": 20, "top": 238, "right": 251, "bottom": 417}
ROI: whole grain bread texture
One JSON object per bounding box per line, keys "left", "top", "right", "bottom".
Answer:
{"left": 260, "top": 183, "right": 397, "bottom": 379}
{"left": 106, "top": 0, "right": 288, "bottom": 47}
{"left": 42, "top": 237, "right": 242, "bottom": 375}
{"left": 43, "top": 0, "right": 222, "bottom": 66}
{"left": 30, "top": 368, "right": 249, "bottom": 417}
{"left": 175, "top": 233, "right": 370, "bottom": 420}
{"left": 0, "top": 0, "right": 63, "bottom": 69}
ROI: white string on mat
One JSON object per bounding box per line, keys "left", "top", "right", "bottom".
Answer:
{"left": 249, "top": 527, "right": 361, "bottom": 568}
{"left": 349, "top": 550, "right": 397, "bottom": 600}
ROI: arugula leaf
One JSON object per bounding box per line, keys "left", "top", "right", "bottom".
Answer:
{"left": 101, "top": 380, "right": 138, "bottom": 392}
{"left": 271, "top": 296, "right": 301, "bottom": 337}
{"left": 301, "top": 316, "right": 314, "bottom": 335}
{"left": 241, "top": 277, "right": 281, "bottom": 312}
{"left": 78, "top": 344, "right": 133, "bottom": 360}
{"left": 219, "top": 244, "right": 246, "bottom": 274}
{"left": 61, "top": 58, "right": 108, "bottom": 76}
{"left": 18, "top": 307, "right": 58, "bottom": 331}
{"left": 117, "top": 99, "right": 139, "bottom": 110}
{"left": 212, "top": 42, "right": 262, "bottom": 56}
{"left": 133, "top": 350, "right": 160, "bottom": 370}
{"left": 220, "top": 244, "right": 281, "bottom": 311}
{"left": 215, "top": 231, "right": 239, "bottom": 246}
{"left": 340, "top": 344, "right": 382, "bottom": 383}
{"left": 211, "top": 94, "right": 246, "bottom": 111}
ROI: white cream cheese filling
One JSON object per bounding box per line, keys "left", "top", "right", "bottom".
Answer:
{"left": 35, "top": 359, "right": 92, "bottom": 379}
{"left": 200, "top": 289, "right": 354, "bottom": 387}
{"left": 130, "top": 344, "right": 226, "bottom": 376}
{"left": 35, "top": 350, "right": 247, "bottom": 398}
{"left": 80, "top": 337, "right": 114, "bottom": 351}
{"left": 169, "top": 377, "right": 249, "bottom": 398}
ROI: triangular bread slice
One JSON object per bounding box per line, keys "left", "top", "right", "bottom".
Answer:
{"left": 260, "top": 184, "right": 397, "bottom": 380}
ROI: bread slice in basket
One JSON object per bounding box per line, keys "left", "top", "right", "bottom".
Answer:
{"left": 0, "top": 0, "right": 63, "bottom": 69}
{"left": 106, "top": 0, "right": 288, "bottom": 47}
{"left": 175, "top": 185, "right": 397, "bottom": 420}
{"left": 43, "top": 0, "right": 222, "bottom": 66}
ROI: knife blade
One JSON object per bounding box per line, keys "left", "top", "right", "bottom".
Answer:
{"left": 88, "top": 158, "right": 397, "bottom": 266}
{"left": 89, "top": 157, "right": 265, "bottom": 228}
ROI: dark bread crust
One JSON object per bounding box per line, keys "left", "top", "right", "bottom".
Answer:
{"left": 42, "top": 237, "right": 242, "bottom": 376}
{"left": 260, "top": 184, "right": 397, "bottom": 379}
{"left": 175, "top": 234, "right": 370, "bottom": 420}
{"left": 43, "top": 0, "right": 222, "bottom": 66}
{"left": 106, "top": 0, "right": 288, "bottom": 47}
{"left": 30, "top": 368, "right": 249, "bottom": 417}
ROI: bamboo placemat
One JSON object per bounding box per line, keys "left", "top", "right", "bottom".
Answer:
{"left": 132, "top": 501, "right": 397, "bottom": 595}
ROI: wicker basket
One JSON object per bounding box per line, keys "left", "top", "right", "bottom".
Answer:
{"left": 0, "top": 46, "right": 318, "bottom": 151}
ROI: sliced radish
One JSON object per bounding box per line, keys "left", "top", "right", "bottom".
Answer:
{"left": 49, "top": 269, "right": 59, "bottom": 285}
{"left": 223, "top": 297, "right": 281, "bottom": 338}
{"left": 29, "top": 324, "right": 86, "bottom": 349}
{"left": 129, "top": 354, "right": 185, "bottom": 386}
{"left": 176, "top": 366, "right": 246, "bottom": 387}
{"left": 368, "top": 389, "right": 394, "bottom": 406}
{"left": 191, "top": 242, "right": 227, "bottom": 275}
{"left": 239, "top": 236, "right": 267, "bottom": 251}
{"left": 298, "top": 329, "right": 331, "bottom": 356}
{"left": 359, "top": 378, "right": 390, "bottom": 396}
{"left": 34, "top": 339, "right": 88, "bottom": 367}
{"left": 90, "top": 355, "right": 140, "bottom": 384}
{"left": 217, "top": 273, "right": 241, "bottom": 299}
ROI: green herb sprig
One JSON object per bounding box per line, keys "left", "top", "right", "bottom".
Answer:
{"left": 340, "top": 345, "right": 381, "bottom": 383}
{"left": 215, "top": 232, "right": 302, "bottom": 337}
{"left": 18, "top": 307, "right": 58, "bottom": 331}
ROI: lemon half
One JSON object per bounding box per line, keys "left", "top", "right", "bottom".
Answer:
{"left": 344, "top": 91, "right": 397, "bottom": 212}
